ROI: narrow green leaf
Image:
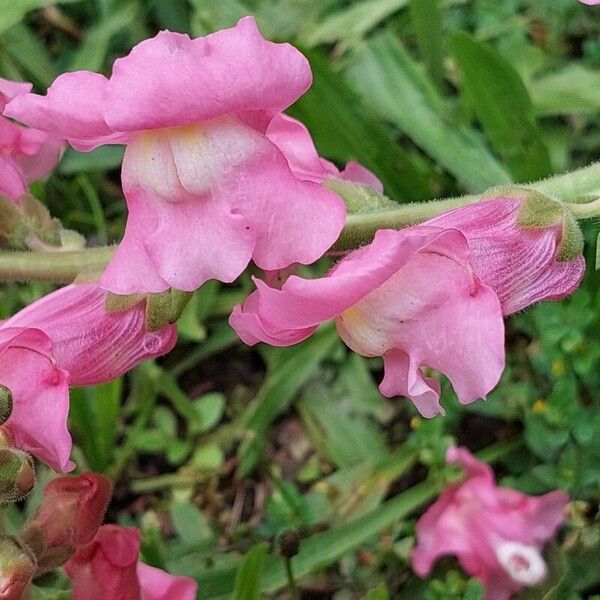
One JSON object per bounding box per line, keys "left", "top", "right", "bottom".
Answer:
{"left": 347, "top": 32, "right": 511, "bottom": 191}
{"left": 409, "top": 0, "right": 445, "bottom": 91}
{"left": 233, "top": 543, "right": 268, "bottom": 600}
{"left": 237, "top": 325, "right": 339, "bottom": 476}
{"left": 69, "top": 378, "right": 122, "bottom": 471}
{"left": 0, "top": 23, "right": 57, "bottom": 86}
{"left": 0, "top": 0, "right": 79, "bottom": 35}
{"left": 364, "top": 585, "right": 390, "bottom": 600}
{"left": 59, "top": 146, "right": 125, "bottom": 175}
{"left": 290, "top": 50, "right": 434, "bottom": 201}
{"left": 69, "top": 2, "right": 139, "bottom": 72}
{"left": 301, "top": 0, "right": 408, "bottom": 48}
{"left": 529, "top": 64, "right": 600, "bottom": 116}
{"left": 450, "top": 31, "right": 552, "bottom": 182}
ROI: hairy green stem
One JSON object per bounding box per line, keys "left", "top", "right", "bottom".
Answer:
{"left": 0, "top": 162, "right": 599, "bottom": 282}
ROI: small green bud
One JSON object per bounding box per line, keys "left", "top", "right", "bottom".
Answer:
{"left": 0, "top": 384, "right": 12, "bottom": 426}
{"left": 0, "top": 535, "right": 36, "bottom": 600}
{"left": 0, "top": 448, "right": 35, "bottom": 503}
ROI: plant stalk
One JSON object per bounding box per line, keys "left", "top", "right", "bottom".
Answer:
{"left": 0, "top": 162, "right": 599, "bottom": 282}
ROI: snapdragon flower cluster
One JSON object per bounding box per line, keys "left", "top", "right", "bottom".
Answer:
{"left": 0, "top": 16, "right": 586, "bottom": 599}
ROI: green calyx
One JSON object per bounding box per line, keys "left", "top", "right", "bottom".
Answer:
{"left": 485, "top": 186, "right": 584, "bottom": 262}
{"left": 106, "top": 289, "right": 193, "bottom": 331}
{"left": 325, "top": 180, "right": 397, "bottom": 215}
{"left": 0, "top": 384, "right": 12, "bottom": 425}
{"left": 0, "top": 448, "right": 35, "bottom": 503}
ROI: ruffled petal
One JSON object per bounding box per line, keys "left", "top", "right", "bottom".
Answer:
{"left": 137, "top": 563, "right": 197, "bottom": 600}
{"left": 337, "top": 250, "right": 504, "bottom": 415}
{"left": 4, "top": 71, "right": 126, "bottom": 151}
{"left": 104, "top": 17, "right": 311, "bottom": 132}
{"left": 4, "top": 284, "right": 177, "bottom": 385}
{"left": 0, "top": 328, "right": 72, "bottom": 472}
{"left": 0, "top": 77, "right": 31, "bottom": 110}
{"left": 229, "top": 289, "right": 315, "bottom": 346}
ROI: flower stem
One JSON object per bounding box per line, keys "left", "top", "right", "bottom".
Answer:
{"left": 0, "top": 163, "right": 599, "bottom": 282}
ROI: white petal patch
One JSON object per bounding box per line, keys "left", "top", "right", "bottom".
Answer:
{"left": 496, "top": 541, "right": 547, "bottom": 586}
{"left": 123, "top": 118, "right": 262, "bottom": 201}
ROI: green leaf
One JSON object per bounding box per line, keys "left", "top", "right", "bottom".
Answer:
{"left": 449, "top": 31, "right": 552, "bottom": 182}
{"left": 409, "top": 0, "right": 445, "bottom": 91}
{"left": 347, "top": 32, "right": 511, "bottom": 191}
{"left": 237, "top": 325, "right": 339, "bottom": 476}
{"left": 289, "top": 50, "right": 434, "bottom": 202}
{"left": 59, "top": 146, "right": 125, "bottom": 175}
{"left": 0, "top": 0, "right": 79, "bottom": 35}
{"left": 69, "top": 2, "right": 139, "bottom": 72}
{"left": 529, "top": 64, "right": 600, "bottom": 116}
{"left": 301, "top": 0, "right": 408, "bottom": 48}
{"left": 1, "top": 23, "right": 57, "bottom": 86}
{"left": 170, "top": 502, "right": 213, "bottom": 544}
{"left": 364, "top": 585, "right": 390, "bottom": 600}
{"left": 69, "top": 378, "right": 122, "bottom": 472}
{"left": 193, "top": 392, "right": 226, "bottom": 433}
{"left": 233, "top": 543, "right": 268, "bottom": 600}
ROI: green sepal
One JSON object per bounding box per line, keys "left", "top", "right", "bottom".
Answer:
{"left": 145, "top": 289, "right": 193, "bottom": 331}
{"left": 325, "top": 180, "right": 397, "bottom": 215}
{"left": 0, "top": 448, "right": 35, "bottom": 503}
{"left": 0, "top": 383, "right": 12, "bottom": 426}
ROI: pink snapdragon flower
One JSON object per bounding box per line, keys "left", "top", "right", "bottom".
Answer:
{"left": 4, "top": 17, "right": 346, "bottom": 295}
{"left": 579, "top": 0, "right": 599, "bottom": 5}
{"left": 0, "top": 284, "right": 176, "bottom": 471}
{"left": 230, "top": 198, "right": 584, "bottom": 416}
{"left": 0, "top": 78, "right": 63, "bottom": 202}
{"left": 65, "top": 525, "right": 197, "bottom": 600}
{"left": 412, "top": 447, "right": 568, "bottom": 600}
{"left": 231, "top": 224, "right": 505, "bottom": 417}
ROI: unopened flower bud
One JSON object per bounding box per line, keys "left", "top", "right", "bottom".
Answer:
{"left": 0, "top": 448, "right": 35, "bottom": 503}
{"left": 0, "top": 535, "right": 36, "bottom": 600}
{"left": 0, "top": 385, "right": 12, "bottom": 426}
{"left": 25, "top": 472, "right": 112, "bottom": 556}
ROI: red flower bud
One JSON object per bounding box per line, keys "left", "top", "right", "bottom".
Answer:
{"left": 31, "top": 472, "right": 112, "bottom": 550}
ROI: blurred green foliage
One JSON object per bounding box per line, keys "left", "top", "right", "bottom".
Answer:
{"left": 0, "top": 0, "right": 599, "bottom": 598}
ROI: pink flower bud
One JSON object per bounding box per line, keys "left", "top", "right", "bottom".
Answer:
{"left": 31, "top": 472, "right": 112, "bottom": 550}
{"left": 411, "top": 447, "right": 568, "bottom": 600}
{"left": 0, "top": 536, "right": 36, "bottom": 600}
{"left": 65, "top": 525, "right": 197, "bottom": 600}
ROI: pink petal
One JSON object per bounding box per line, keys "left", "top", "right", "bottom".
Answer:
{"left": 229, "top": 289, "right": 315, "bottom": 346}
{"left": 137, "top": 563, "right": 197, "bottom": 600}
{"left": 427, "top": 198, "right": 584, "bottom": 315}
{"left": 4, "top": 71, "right": 126, "bottom": 151}
{"left": 0, "top": 77, "right": 32, "bottom": 110}
{"left": 103, "top": 17, "right": 311, "bottom": 132}
{"left": 339, "top": 160, "right": 384, "bottom": 192}
{"left": 266, "top": 113, "right": 336, "bottom": 183}
{"left": 339, "top": 250, "right": 504, "bottom": 416}
{"left": 0, "top": 328, "right": 72, "bottom": 472}
{"left": 104, "top": 117, "right": 344, "bottom": 293}
{"left": 18, "top": 135, "right": 64, "bottom": 183}
{"left": 0, "top": 154, "right": 27, "bottom": 201}
{"left": 4, "top": 284, "right": 177, "bottom": 386}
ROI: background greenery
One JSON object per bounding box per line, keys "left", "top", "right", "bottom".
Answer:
{"left": 1, "top": 0, "right": 599, "bottom": 598}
